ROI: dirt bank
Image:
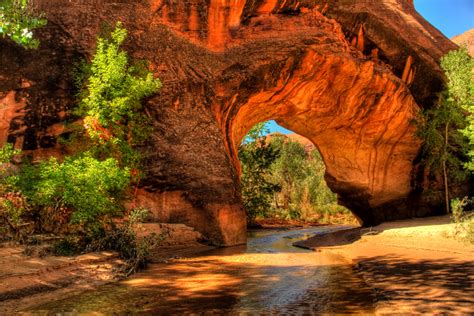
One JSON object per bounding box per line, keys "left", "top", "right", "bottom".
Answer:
{"left": 298, "top": 215, "right": 474, "bottom": 315}
{"left": 0, "top": 223, "right": 213, "bottom": 314}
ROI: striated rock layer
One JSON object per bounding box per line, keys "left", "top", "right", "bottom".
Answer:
{"left": 0, "top": 0, "right": 458, "bottom": 245}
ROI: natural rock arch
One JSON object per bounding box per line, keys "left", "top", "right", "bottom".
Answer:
{"left": 227, "top": 50, "right": 420, "bottom": 226}
{"left": 0, "top": 0, "right": 458, "bottom": 245}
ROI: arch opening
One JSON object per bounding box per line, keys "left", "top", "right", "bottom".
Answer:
{"left": 238, "top": 120, "right": 358, "bottom": 226}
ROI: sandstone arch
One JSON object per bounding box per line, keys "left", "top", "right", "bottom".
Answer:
{"left": 0, "top": 0, "right": 458, "bottom": 245}
{"left": 227, "top": 50, "right": 420, "bottom": 227}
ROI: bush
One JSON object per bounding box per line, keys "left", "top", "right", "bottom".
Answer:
{"left": 52, "top": 235, "right": 83, "bottom": 256}
{"left": 18, "top": 153, "right": 130, "bottom": 234}
{"left": 0, "top": 143, "right": 32, "bottom": 241}
{"left": 75, "top": 21, "right": 161, "bottom": 168}
{"left": 450, "top": 197, "right": 474, "bottom": 243}
{"left": 87, "top": 208, "right": 163, "bottom": 277}
{"left": 0, "top": 0, "right": 47, "bottom": 48}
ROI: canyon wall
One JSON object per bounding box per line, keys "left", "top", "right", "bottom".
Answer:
{"left": 0, "top": 0, "right": 458, "bottom": 245}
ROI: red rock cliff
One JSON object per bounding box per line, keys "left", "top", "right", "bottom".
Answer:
{"left": 0, "top": 0, "right": 458, "bottom": 245}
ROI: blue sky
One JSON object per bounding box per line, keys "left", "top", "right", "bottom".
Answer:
{"left": 267, "top": 1, "right": 473, "bottom": 134}
{"left": 414, "top": 0, "right": 474, "bottom": 38}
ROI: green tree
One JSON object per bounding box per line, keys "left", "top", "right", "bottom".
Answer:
{"left": 417, "top": 94, "right": 469, "bottom": 212}
{"left": 441, "top": 48, "right": 474, "bottom": 171}
{"left": 76, "top": 22, "right": 162, "bottom": 169}
{"left": 0, "top": 0, "right": 47, "bottom": 48}
{"left": 269, "top": 136, "right": 307, "bottom": 209}
{"left": 417, "top": 48, "right": 473, "bottom": 212}
{"left": 239, "top": 123, "right": 280, "bottom": 224}
{"left": 268, "top": 138, "right": 349, "bottom": 221}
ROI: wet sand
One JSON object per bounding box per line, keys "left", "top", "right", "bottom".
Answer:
{"left": 308, "top": 216, "right": 474, "bottom": 315}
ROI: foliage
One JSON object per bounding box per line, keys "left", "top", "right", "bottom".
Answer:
{"left": 239, "top": 123, "right": 281, "bottom": 223}
{"left": 269, "top": 138, "right": 352, "bottom": 223}
{"left": 450, "top": 197, "right": 474, "bottom": 243}
{"left": 17, "top": 153, "right": 130, "bottom": 235}
{"left": 87, "top": 208, "right": 163, "bottom": 277}
{"left": 75, "top": 22, "right": 162, "bottom": 169}
{"left": 440, "top": 48, "right": 474, "bottom": 243}
{"left": 450, "top": 197, "right": 472, "bottom": 225}
{"left": 0, "top": 143, "right": 31, "bottom": 241}
{"left": 441, "top": 48, "right": 474, "bottom": 111}
{"left": 0, "top": 0, "right": 46, "bottom": 48}
{"left": 441, "top": 48, "right": 474, "bottom": 171}
{"left": 416, "top": 93, "right": 469, "bottom": 180}
{"left": 239, "top": 124, "right": 355, "bottom": 225}
{"left": 52, "top": 235, "right": 83, "bottom": 256}
{"left": 0, "top": 23, "right": 162, "bottom": 275}
{"left": 416, "top": 48, "right": 473, "bottom": 212}
{"left": 269, "top": 135, "right": 307, "bottom": 210}
{"left": 0, "top": 142, "right": 20, "bottom": 164}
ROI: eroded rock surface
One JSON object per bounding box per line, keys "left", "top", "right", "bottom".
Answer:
{"left": 0, "top": 0, "right": 458, "bottom": 245}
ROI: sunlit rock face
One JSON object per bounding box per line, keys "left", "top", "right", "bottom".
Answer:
{"left": 0, "top": 0, "right": 457, "bottom": 245}
{"left": 452, "top": 29, "right": 474, "bottom": 57}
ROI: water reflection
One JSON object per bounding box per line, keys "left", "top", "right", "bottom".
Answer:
{"left": 29, "top": 226, "right": 375, "bottom": 315}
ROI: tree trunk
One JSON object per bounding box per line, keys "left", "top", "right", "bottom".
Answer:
{"left": 274, "top": 193, "right": 280, "bottom": 209}
{"left": 443, "top": 122, "right": 450, "bottom": 213}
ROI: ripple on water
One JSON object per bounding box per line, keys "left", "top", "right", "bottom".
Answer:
{"left": 28, "top": 227, "right": 375, "bottom": 315}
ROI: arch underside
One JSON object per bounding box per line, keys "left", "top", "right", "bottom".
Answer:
{"left": 224, "top": 49, "right": 421, "bottom": 226}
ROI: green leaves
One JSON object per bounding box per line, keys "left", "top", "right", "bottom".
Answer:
{"left": 0, "top": 0, "right": 47, "bottom": 49}
{"left": 441, "top": 47, "right": 474, "bottom": 109}
{"left": 269, "top": 138, "right": 345, "bottom": 219}
{"left": 2, "top": 22, "right": 160, "bottom": 245}
{"left": 441, "top": 48, "right": 474, "bottom": 172}
{"left": 417, "top": 94, "right": 469, "bottom": 182}
{"left": 76, "top": 22, "right": 161, "bottom": 168}
{"left": 0, "top": 143, "right": 20, "bottom": 164}
{"left": 417, "top": 48, "right": 473, "bottom": 181}
{"left": 21, "top": 153, "right": 130, "bottom": 228}
{"left": 239, "top": 123, "right": 281, "bottom": 222}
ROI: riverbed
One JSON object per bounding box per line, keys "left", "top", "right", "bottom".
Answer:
{"left": 28, "top": 226, "right": 376, "bottom": 314}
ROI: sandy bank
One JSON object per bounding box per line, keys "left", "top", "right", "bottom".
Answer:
{"left": 298, "top": 215, "right": 474, "bottom": 315}
{"left": 0, "top": 223, "right": 213, "bottom": 314}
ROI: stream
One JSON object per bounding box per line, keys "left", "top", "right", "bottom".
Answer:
{"left": 30, "top": 226, "right": 376, "bottom": 314}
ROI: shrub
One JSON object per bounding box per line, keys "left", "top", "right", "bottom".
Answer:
{"left": 52, "top": 235, "right": 83, "bottom": 256}
{"left": 1, "top": 23, "right": 162, "bottom": 274}
{"left": 0, "top": 143, "right": 33, "bottom": 241}
{"left": 75, "top": 22, "right": 161, "bottom": 168}
{"left": 17, "top": 153, "right": 130, "bottom": 234}
{"left": 0, "top": 0, "right": 47, "bottom": 48}
{"left": 450, "top": 197, "right": 474, "bottom": 242}
{"left": 87, "top": 208, "right": 163, "bottom": 277}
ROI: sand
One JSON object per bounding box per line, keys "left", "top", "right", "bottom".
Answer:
{"left": 300, "top": 215, "right": 474, "bottom": 315}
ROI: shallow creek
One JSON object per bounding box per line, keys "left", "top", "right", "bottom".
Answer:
{"left": 30, "top": 226, "right": 376, "bottom": 314}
